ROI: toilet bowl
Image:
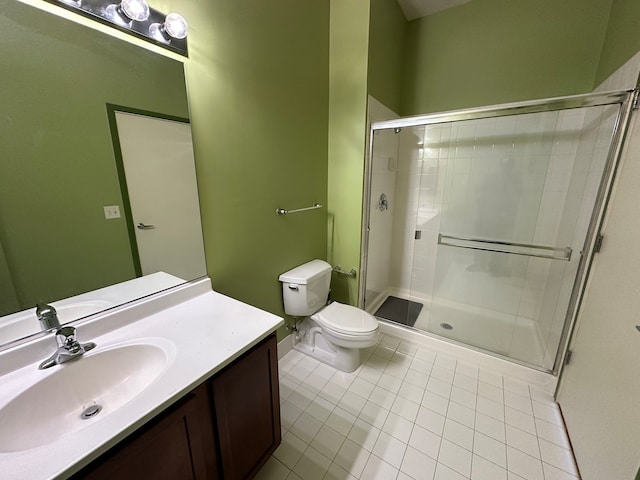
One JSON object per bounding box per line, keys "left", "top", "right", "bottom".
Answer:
{"left": 279, "top": 260, "right": 379, "bottom": 372}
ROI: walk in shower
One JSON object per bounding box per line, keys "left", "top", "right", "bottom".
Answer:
{"left": 361, "top": 90, "right": 637, "bottom": 372}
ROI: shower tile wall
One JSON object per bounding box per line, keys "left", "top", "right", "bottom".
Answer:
{"left": 365, "top": 98, "right": 400, "bottom": 305}
{"left": 387, "top": 131, "right": 417, "bottom": 294}
{"left": 391, "top": 125, "right": 443, "bottom": 297}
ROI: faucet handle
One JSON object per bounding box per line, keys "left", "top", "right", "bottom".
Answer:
{"left": 55, "top": 326, "right": 80, "bottom": 351}
{"left": 38, "top": 326, "right": 97, "bottom": 369}
{"left": 55, "top": 326, "right": 97, "bottom": 355}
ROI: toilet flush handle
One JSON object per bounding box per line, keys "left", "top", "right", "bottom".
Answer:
{"left": 288, "top": 284, "right": 299, "bottom": 291}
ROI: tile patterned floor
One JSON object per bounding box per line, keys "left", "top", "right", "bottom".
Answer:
{"left": 256, "top": 334, "right": 579, "bottom": 480}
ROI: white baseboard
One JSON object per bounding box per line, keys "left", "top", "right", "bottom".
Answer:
{"left": 277, "top": 333, "right": 294, "bottom": 360}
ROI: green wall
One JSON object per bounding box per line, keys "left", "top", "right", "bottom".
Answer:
{"left": 401, "top": 0, "right": 612, "bottom": 114}
{"left": 174, "top": 0, "right": 330, "bottom": 335}
{"left": 0, "top": 1, "right": 188, "bottom": 313}
{"left": 328, "top": 0, "right": 369, "bottom": 305}
{"left": 596, "top": 0, "right": 640, "bottom": 85}
{"left": 368, "top": 0, "right": 406, "bottom": 114}
{"left": 327, "top": 0, "right": 371, "bottom": 305}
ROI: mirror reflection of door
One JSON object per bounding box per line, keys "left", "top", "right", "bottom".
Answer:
{"left": 110, "top": 108, "right": 206, "bottom": 281}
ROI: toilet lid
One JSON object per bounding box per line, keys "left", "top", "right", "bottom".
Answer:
{"left": 315, "top": 302, "right": 378, "bottom": 334}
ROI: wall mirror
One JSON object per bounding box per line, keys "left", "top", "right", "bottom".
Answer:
{"left": 0, "top": 1, "right": 206, "bottom": 348}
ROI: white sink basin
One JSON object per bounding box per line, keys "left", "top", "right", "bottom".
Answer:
{"left": 0, "top": 340, "right": 174, "bottom": 452}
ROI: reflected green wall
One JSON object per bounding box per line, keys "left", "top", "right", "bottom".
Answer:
{"left": 0, "top": 1, "right": 188, "bottom": 313}
{"left": 173, "top": 0, "right": 330, "bottom": 336}
{"left": 401, "top": 0, "right": 612, "bottom": 114}
{"left": 0, "top": 241, "right": 19, "bottom": 315}
{"left": 596, "top": 0, "right": 640, "bottom": 85}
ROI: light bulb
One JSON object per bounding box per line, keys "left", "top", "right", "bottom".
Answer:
{"left": 105, "top": 0, "right": 149, "bottom": 25}
{"left": 149, "top": 13, "right": 188, "bottom": 43}
{"left": 164, "top": 13, "right": 188, "bottom": 39}
{"left": 120, "top": 0, "right": 150, "bottom": 21}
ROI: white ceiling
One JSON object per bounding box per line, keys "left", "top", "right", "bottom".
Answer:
{"left": 396, "top": 0, "right": 474, "bottom": 20}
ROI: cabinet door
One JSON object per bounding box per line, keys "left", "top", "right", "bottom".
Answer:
{"left": 212, "top": 334, "right": 281, "bottom": 479}
{"left": 73, "top": 383, "right": 218, "bottom": 480}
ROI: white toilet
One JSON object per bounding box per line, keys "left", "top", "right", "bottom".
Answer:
{"left": 279, "top": 259, "right": 379, "bottom": 372}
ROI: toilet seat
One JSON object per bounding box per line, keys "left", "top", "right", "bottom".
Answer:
{"left": 312, "top": 302, "right": 378, "bottom": 336}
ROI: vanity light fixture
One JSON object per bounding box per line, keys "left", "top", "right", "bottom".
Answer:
{"left": 43, "top": 0, "right": 189, "bottom": 56}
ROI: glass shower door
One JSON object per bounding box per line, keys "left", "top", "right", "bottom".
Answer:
{"left": 406, "top": 104, "right": 619, "bottom": 370}
{"left": 423, "top": 112, "right": 560, "bottom": 365}
{"left": 365, "top": 91, "right": 627, "bottom": 371}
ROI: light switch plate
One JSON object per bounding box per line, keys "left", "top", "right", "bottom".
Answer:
{"left": 104, "top": 205, "right": 121, "bottom": 219}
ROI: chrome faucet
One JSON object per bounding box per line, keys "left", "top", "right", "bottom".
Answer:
{"left": 36, "top": 304, "right": 97, "bottom": 369}
{"left": 36, "top": 303, "right": 61, "bottom": 331}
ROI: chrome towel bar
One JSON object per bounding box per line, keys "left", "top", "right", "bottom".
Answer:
{"left": 438, "top": 234, "right": 572, "bottom": 261}
{"left": 276, "top": 203, "right": 323, "bottom": 215}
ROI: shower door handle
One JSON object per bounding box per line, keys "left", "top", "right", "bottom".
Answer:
{"left": 415, "top": 230, "right": 422, "bottom": 240}
{"left": 438, "top": 233, "right": 572, "bottom": 261}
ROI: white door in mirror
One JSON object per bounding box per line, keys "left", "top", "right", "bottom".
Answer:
{"left": 114, "top": 112, "right": 206, "bottom": 281}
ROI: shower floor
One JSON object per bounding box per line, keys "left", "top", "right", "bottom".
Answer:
{"left": 368, "top": 290, "right": 545, "bottom": 368}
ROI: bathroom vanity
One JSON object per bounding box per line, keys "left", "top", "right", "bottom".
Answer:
{"left": 0, "top": 278, "right": 283, "bottom": 479}
{"left": 73, "top": 333, "right": 280, "bottom": 479}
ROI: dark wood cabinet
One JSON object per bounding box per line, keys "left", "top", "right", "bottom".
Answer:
{"left": 73, "top": 334, "right": 280, "bottom": 480}
{"left": 72, "top": 383, "right": 218, "bottom": 480}
{"left": 212, "top": 333, "right": 281, "bottom": 479}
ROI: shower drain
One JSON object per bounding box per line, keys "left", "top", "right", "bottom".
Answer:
{"left": 80, "top": 403, "right": 103, "bottom": 419}
{"left": 440, "top": 322, "right": 454, "bottom": 330}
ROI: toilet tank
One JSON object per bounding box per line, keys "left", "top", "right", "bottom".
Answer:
{"left": 279, "top": 259, "right": 332, "bottom": 316}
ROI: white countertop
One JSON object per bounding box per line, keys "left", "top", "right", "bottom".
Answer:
{"left": 0, "top": 277, "right": 283, "bottom": 479}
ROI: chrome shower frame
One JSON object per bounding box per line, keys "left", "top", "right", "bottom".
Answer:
{"left": 360, "top": 88, "right": 639, "bottom": 375}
